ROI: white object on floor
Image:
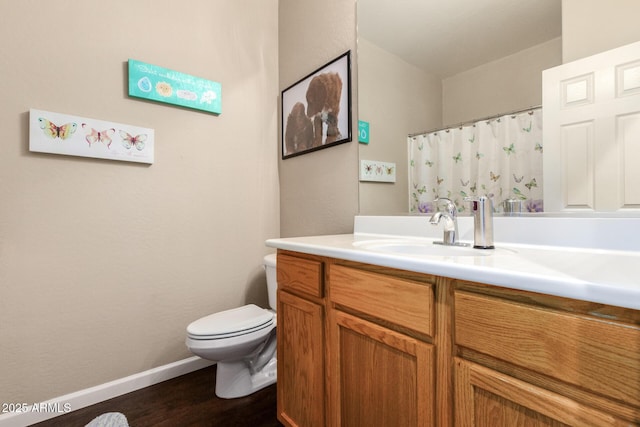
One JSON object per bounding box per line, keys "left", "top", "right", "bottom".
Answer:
{"left": 85, "top": 412, "right": 129, "bottom": 427}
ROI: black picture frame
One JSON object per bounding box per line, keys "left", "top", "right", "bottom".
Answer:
{"left": 281, "top": 51, "right": 352, "bottom": 159}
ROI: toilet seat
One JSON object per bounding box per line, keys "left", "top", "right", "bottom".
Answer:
{"left": 187, "top": 304, "right": 274, "bottom": 340}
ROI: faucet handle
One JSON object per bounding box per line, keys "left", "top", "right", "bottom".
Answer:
{"left": 434, "top": 197, "right": 457, "bottom": 216}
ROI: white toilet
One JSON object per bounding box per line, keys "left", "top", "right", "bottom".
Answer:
{"left": 185, "top": 254, "right": 278, "bottom": 399}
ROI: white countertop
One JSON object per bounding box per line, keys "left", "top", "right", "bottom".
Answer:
{"left": 266, "top": 216, "right": 640, "bottom": 310}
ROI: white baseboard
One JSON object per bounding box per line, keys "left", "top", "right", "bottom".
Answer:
{"left": 0, "top": 356, "right": 215, "bottom": 427}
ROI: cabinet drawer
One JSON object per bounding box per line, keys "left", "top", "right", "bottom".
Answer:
{"left": 277, "top": 253, "right": 323, "bottom": 298}
{"left": 330, "top": 264, "right": 433, "bottom": 337}
{"left": 455, "top": 290, "right": 640, "bottom": 406}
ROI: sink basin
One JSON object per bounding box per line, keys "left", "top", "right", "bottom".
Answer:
{"left": 353, "top": 239, "right": 516, "bottom": 257}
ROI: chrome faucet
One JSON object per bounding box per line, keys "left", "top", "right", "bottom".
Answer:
{"left": 465, "top": 196, "right": 495, "bottom": 249}
{"left": 429, "top": 198, "right": 467, "bottom": 246}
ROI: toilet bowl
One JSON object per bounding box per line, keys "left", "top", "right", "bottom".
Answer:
{"left": 185, "top": 254, "right": 278, "bottom": 399}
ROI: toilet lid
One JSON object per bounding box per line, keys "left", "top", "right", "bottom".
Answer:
{"left": 187, "top": 304, "right": 274, "bottom": 339}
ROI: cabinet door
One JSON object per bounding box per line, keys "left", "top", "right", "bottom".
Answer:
{"left": 330, "top": 310, "right": 434, "bottom": 427}
{"left": 277, "top": 290, "right": 325, "bottom": 427}
{"left": 454, "top": 358, "right": 631, "bottom": 427}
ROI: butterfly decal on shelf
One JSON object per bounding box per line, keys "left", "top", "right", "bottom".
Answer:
{"left": 468, "top": 134, "right": 476, "bottom": 143}
{"left": 475, "top": 151, "right": 484, "bottom": 160}
{"left": 452, "top": 152, "right": 462, "bottom": 163}
{"left": 460, "top": 179, "right": 469, "bottom": 187}
{"left": 490, "top": 171, "right": 501, "bottom": 182}
{"left": 525, "top": 178, "right": 537, "bottom": 190}
{"left": 364, "top": 163, "right": 373, "bottom": 173}
{"left": 436, "top": 176, "right": 444, "bottom": 185}
{"left": 425, "top": 159, "right": 434, "bottom": 167}
{"left": 503, "top": 143, "right": 515, "bottom": 155}
{"left": 513, "top": 174, "right": 524, "bottom": 183}
{"left": 120, "top": 131, "right": 147, "bottom": 151}
{"left": 385, "top": 166, "right": 394, "bottom": 175}
{"left": 82, "top": 124, "right": 115, "bottom": 148}
{"left": 535, "top": 143, "right": 543, "bottom": 153}
{"left": 38, "top": 118, "right": 77, "bottom": 140}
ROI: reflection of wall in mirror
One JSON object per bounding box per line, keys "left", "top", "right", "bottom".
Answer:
{"left": 358, "top": 38, "right": 441, "bottom": 215}
{"left": 562, "top": 0, "right": 640, "bottom": 63}
{"left": 442, "top": 38, "right": 562, "bottom": 126}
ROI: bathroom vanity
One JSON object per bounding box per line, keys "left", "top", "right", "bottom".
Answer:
{"left": 267, "top": 216, "right": 640, "bottom": 426}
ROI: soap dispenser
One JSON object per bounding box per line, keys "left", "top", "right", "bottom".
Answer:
{"left": 465, "top": 196, "right": 494, "bottom": 249}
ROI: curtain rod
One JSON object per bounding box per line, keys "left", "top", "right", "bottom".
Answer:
{"left": 408, "top": 105, "right": 542, "bottom": 138}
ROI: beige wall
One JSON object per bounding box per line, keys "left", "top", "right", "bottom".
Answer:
{"left": 358, "top": 38, "right": 442, "bottom": 215}
{"left": 278, "top": 0, "right": 359, "bottom": 237}
{"left": 562, "top": 0, "right": 640, "bottom": 62}
{"left": 443, "top": 38, "right": 562, "bottom": 125}
{"left": 0, "top": 0, "right": 279, "bottom": 404}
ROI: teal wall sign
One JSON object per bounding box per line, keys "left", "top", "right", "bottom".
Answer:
{"left": 128, "top": 59, "right": 222, "bottom": 115}
{"left": 358, "top": 120, "right": 370, "bottom": 144}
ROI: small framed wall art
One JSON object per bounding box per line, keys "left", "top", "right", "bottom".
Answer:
{"left": 29, "top": 108, "right": 154, "bottom": 164}
{"left": 281, "top": 51, "right": 351, "bottom": 159}
{"left": 359, "top": 160, "right": 396, "bottom": 183}
{"left": 128, "top": 59, "right": 222, "bottom": 115}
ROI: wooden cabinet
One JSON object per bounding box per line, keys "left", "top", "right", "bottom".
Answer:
{"left": 454, "top": 282, "right": 640, "bottom": 426}
{"left": 329, "top": 264, "right": 434, "bottom": 336}
{"left": 330, "top": 311, "right": 434, "bottom": 426}
{"left": 328, "top": 264, "right": 436, "bottom": 426}
{"left": 454, "top": 358, "right": 630, "bottom": 426}
{"left": 276, "top": 253, "right": 325, "bottom": 427}
{"left": 276, "top": 251, "right": 640, "bottom": 426}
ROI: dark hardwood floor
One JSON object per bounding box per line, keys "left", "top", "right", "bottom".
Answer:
{"left": 31, "top": 365, "right": 281, "bottom": 427}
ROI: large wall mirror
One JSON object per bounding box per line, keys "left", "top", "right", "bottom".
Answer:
{"left": 357, "top": 0, "right": 563, "bottom": 215}
{"left": 357, "top": 0, "right": 640, "bottom": 217}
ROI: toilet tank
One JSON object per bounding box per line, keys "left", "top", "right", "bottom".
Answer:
{"left": 263, "top": 253, "right": 278, "bottom": 310}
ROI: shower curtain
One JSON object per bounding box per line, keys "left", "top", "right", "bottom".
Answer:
{"left": 409, "top": 108, "right": 543, "bottom": 215}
